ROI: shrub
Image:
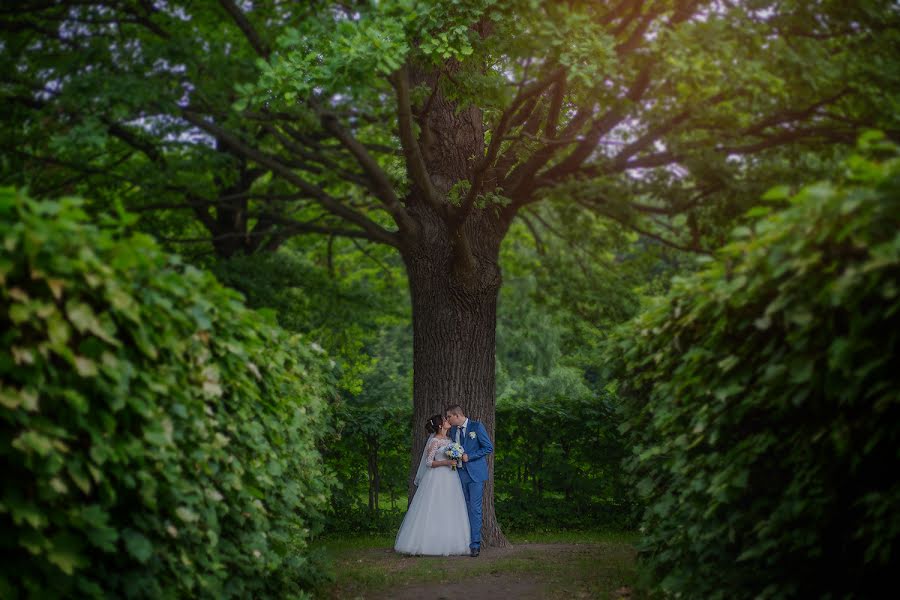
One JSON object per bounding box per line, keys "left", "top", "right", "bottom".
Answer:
{"left": 608, "top": 138, "right": 900, "bottom": 599}
{"left": 323, "top": 505, "right": 406, "bottom": 536}
{"left": 495, "top": 381, "right": 636, "bottom": 521}
{"left": 0, "top": 190, "right": 334, "bottom": 598}
{"left": 496, "top": 493, "right": 637, "bottom": 533}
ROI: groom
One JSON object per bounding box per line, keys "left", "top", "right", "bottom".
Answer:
{"left": 445, "top": 404, "right": 494, "bottom": 557}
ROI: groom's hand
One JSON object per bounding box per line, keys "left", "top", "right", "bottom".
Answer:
{"left": 462, "top": 453, "right": 469, "bottom": 462}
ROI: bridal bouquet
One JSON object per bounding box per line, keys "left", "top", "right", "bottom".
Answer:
{"left": 446, "top": 443, "right": 464, "bottom": 470}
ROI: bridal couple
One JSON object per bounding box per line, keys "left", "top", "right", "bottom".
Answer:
{"left": 394, "top": 404, "right": 494, "bottom": 557}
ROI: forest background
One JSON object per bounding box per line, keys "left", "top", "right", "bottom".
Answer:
{"left": 1, "top": 1, "right": 898, "bottom": 598}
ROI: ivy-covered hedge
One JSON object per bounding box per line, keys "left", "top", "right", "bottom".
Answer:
{"left": 608, "top": 139, "right": 900, "bottom": 599}
{"left": 0, "top": 190, "right": 334, "bottom": 598}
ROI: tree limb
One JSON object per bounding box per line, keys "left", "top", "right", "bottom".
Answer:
{"left": 573, "top": 198, "right": 712, "bottom": 255}
{"left": 217, "top": 0, "right": 270, "bottom": 58}
{"left": 319, "top": 112, "right": 419, "bottom": 235}
{"left": 457, "top": 68, "right": 566, "bottom": 229}
{"left": 390, "top": 65, "right": 441, "bottom": 210}
{"left": 540, "top": 62, "right": 654, "bottom": 184}
{"left": 182, "top": 109, "right": 400, "bottom": 247}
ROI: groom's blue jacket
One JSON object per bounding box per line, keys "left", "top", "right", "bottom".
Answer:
{"left": 451, "top": 420, "right": 493, "bottom": 482}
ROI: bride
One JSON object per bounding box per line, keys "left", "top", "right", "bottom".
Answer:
{"left": 394, "top": 414, "right": 471, "bottom": 555}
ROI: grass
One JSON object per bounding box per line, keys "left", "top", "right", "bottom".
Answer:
{"left": 508, "top": 529, "right": 640, "bottom": 545}
{"left": 313, "top": 530, "right": 639, "bottom": 599}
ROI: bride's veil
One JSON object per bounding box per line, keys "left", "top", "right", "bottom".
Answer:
{"left": 413, "top": 433, "right": 435, "bottom": 486}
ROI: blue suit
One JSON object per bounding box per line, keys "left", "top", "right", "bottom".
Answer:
{"left": 451, "top": 420, "right": 493, "bottom": 549}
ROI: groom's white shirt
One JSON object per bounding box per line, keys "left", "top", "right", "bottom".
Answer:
{"left": 456, "top": 418, "right": 469, "bottom": 444}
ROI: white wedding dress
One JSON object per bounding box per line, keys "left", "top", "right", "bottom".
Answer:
{"left": 394, "top": 437, "right": 471, "bottom": 555}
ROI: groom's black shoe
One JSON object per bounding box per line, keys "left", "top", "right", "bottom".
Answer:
{"left": 470, "top": 547, "right": 480, "bottom": 558}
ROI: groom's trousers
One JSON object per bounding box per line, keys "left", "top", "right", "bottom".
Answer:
{"left": 457, "top": 468, "right": 483, "bottom": 549}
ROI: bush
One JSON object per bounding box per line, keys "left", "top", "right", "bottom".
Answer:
{"left": 0, "top": 190, "right": 335, "bottom": 598}
{"left": 496, "top": 493, "right": 637, "bottom": 532}
{"left": 608, "top": 138, "right": 900, "bottom": 599}
{"left": 495, "top": 381, "right": 636, "bottom": 521}
{"left": 323, "top": 506, "right": 406, "bottom": 536}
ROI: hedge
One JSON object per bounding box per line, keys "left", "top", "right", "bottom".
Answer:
{"left": 608, "top": 137, "right": 900, "bottom": 599}
{"left": 0, "top": 190, "right": 334, "bottom": 598}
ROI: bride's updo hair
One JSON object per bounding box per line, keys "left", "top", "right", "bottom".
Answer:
{"left": 425, "top": 414, "right": 444, "bottom": 434}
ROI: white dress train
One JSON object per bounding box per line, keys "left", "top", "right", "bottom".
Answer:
{"left": 394, "top": 437, "right": 471, "bottom": 555}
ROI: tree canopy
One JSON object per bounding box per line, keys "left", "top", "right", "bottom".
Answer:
{"left": 3, "top": 1, "right": 898, "bottom": 257}
{"left": 3, "top": 0, "right": 898, "bottom": 549}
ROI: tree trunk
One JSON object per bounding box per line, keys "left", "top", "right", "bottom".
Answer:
{"left": 562, "top": 442, "right": 572, "bottom": 502}
{"left": 368, "top": 439, "right": 380, "bottom": 513}
{"left": 401, "top": 203, "right": 510, "bottom": 548}
{"left": 397, "top": 60, "right": 512, "bottom": 547}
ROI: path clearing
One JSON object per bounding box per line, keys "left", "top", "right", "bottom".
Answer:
{"left": 324, "top": 540, "right": 637, "bottom": 599}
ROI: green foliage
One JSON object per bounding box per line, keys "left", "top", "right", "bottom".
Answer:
{"left": 209, "top": 238, "right": 416, "bottom": 525}
{"left": 325, "top": 329, "right": 413, "bottom": 528}
{"left": 325, "top": 336, "right": 414, "bottom": 532}
{"left": 494, "top": 366, "right": 638, "bottom": 532}
{"left": 324, "top": 507, "right": 406, "bottom": 537}
{"left": 0, "top": 189, "right": 335, "bottom": 599}
{"left": 6, "top": 1, "right": 896, "bottom": 261}
{"left": 496, "top": 494, "right": 635, "bottom": 533}
{"left": 484, "top": 218, "right": 647, "bottom": 533}
{"left": 608, "top": 138, "right": 900, "bottom": 599}
{"left": 258, "top": 0, "right": 496, "bottom": 104}
{"left": 210, "top": 241, "right": 409, "bottom": 395}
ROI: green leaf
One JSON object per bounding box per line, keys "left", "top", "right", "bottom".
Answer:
{"left": 47, "top": 534, "right": 89, "bottom": 575}
{"left": 762, "top": 185, "right": 791, "bottom": 201}
{"left": 0, "top": 387, "right": 21, "bottom": 409}
{"left": 175, "top": 507, "right": 199, "bottom": 523}
{"left": 65, "top": 301, "right": 99, "bottom": 334}
{"left": 12, "top": 431, "right": 54, "bottom": 456}
{"left": 74, "top": 356, "right": 98, "bottom": 377}
{"left": 122, "top": 529, "right": 153, "bottom": 564}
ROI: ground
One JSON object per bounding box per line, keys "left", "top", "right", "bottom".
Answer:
{"left": 318, "top": 532, "right": 638, "bottom": 600}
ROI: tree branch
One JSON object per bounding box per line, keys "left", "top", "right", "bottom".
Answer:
{"left": 610, "top": 0, "right": 646, "bottom": 36}
{"left": 182, "top": 109, "right": 400, "bottom": 247}
{"left": 517, "top": 211, "right": 546, "bottom": 255}
{"left": 350, "top": 237, "right": 396, "bottom": 283}
{"left": 133, "top": 191, "right": 305, "bottom": 213}
{"left": 540, "top": 62, "right": 654, "bottom": 184}
{"left": 159, "top": 219, "right": 385, "bottom": 246}
{"left": 616, "top": 3, "right": 663, "bottom": 55}
{"left": 319, "top": 112, "right": 418, "bottom": 235}
{"left": 260, "top": 122, "right": 373, "bottom": 187}
{"left": 103, "top": 119, "right": 167, "bottom": 165}
{"left": 573, "top": 198, "right": 712, "bottom": 255}
{"left": 459, "top": 68, "right": 566, "bottom": 227}
{"left": 543, "top": 75, "right": 566, "bottom": 139}
{"left": 217, "top": 0, "right": 270, "bottom": 58}
{"left": 500, "top": 105, "right": 595, "bottom": 202}
{"left": 455, "top": 68, "right": 568, "bottom": 228}
{"left": 609, "top": 93, "right": 729, "bottom": 170}
{"left": 616, "top": 125, "right": 857, "bottom": 171}
{"left": 390, "top": 65, "right": 441, "bottom": 210}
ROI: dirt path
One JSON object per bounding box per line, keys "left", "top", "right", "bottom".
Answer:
{"left": 326, "top": 542, "right": 636, "bottom": 600}
{"left": 372, "top": 574, "right": 545, "bottom": 600}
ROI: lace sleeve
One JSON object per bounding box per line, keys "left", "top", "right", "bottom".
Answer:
{"left": 425, "top": 439, "right": 442, "bottom": 468}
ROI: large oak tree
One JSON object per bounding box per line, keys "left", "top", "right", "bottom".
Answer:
{"left": 3, "top": 0, "right": 898, "bottom": 546}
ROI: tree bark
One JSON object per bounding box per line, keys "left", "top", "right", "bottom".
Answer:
{"left": 368, "top": 438, "right": 380, "bottom": 513}
{"left": 396, "top": 61, "right": 513, "bottom": 547}
{"left": 401, "top": 202, "right": 510, "bottom": 548}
